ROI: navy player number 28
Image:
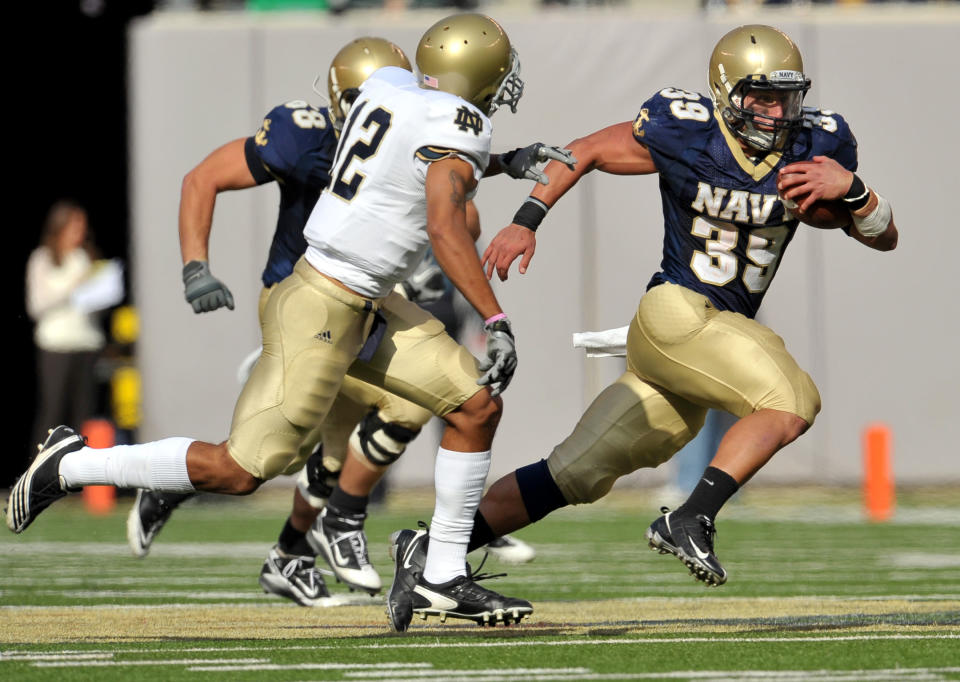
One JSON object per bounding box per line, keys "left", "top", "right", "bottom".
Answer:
{"left": 284, "top": 100, "right": 328, "bottom": 129}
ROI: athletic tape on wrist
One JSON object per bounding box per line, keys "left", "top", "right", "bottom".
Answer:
{"left": 853, "top": 193, "right": 891, "bottom": 238}
{"left": 511, "top": 196, "right": 548, "bottom": 232}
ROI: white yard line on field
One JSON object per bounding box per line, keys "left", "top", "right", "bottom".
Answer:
{"left": 32, "top": 658, "right": 268, "bottom": 667}
{"left": 4, "top": 632, "right": 958, "bottom": 660}
{"left": 0, "top": 652, "right": 113, "bottom": 661}
{"left": 324, "top": 668, "right": 959, "bottom": 682}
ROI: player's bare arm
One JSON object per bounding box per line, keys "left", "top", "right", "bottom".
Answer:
{"left": 465, "top": 200, "right": 481, "bottom": 242}
{"left": 482, "top": 121, "right": 656, "bottom": 281}
{"left": 179, "top": 138, "right": 259, "bottom": 263}
{"left": 779, "top": 155, "right": 897, "bottom": 251}
{"left": 425, "top": 157, "right": 502, "bottom": 321}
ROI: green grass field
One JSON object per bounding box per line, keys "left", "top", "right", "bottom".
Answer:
{"left": 2, "top": 485, "right": 958, "bottom": 681}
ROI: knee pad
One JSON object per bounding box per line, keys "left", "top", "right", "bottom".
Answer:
{"left": 296, "top": 444, "right": 340, "bottom": 509}
{"left": 515, "top": 459, "right": 569, "bottom": 522}
{"left": 348, "top": 409, "right": 420, "bottom": 467}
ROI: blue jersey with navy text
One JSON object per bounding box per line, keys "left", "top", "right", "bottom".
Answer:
{"left": 633, "top": 88, "right": 857, "bottom": 318}
{"left": 244, "top": 101, "right": 337, "bottom": 287}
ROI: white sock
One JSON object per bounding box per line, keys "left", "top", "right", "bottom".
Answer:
{"left": 59, "top": 438, "right": 195, "bottom": 492}
{"left": 423, "top": 447, "right": 491, "bottom": 585}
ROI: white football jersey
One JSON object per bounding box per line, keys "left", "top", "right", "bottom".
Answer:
{"left": 304, "top": 66, "right": 492, "bottom": 298}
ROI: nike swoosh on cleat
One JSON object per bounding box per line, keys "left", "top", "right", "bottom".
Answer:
{"left": 688, "top": 538, "right": 711, "bottom": 561}
{"left": 332, "top": 543, "right": 352, "bottom": 567}
{"left": 412, "top": 586, "right": 459, "bottom": 611}
{"left": 402, "top": 532, "right": 425, "bottom": 569}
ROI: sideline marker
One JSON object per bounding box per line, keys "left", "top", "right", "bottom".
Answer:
{"left": 80, "top": 419, "right": 117, "bottom": 515}
{"left": 863, "top": 422, "right": 894, "bottom": 522}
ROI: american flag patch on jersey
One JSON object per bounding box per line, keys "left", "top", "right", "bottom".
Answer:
{"left": 423, "top": 74, "right": 439, "bottom": 88}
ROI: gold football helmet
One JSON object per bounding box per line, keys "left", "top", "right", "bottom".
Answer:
{"left": 708, "top": 25, "right": 810, "bottom": 152}
{"left": 321, "top": 37, "right": 411, "bottom": 128}
{"left": 415, "top": 13, "right": 523, "bottom": 116}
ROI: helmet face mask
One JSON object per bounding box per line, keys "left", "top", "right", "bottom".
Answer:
{"left": 415, "top": 13, "right": 524, "bottom": 116}
{"left": 487, "top": 48, "right": 523, "bottom": 115}
{"left": 709, "top": 25, "right": 811, "bottom": 153}
{"left": 321, "top": 37, "right": 411, "bottom": 129}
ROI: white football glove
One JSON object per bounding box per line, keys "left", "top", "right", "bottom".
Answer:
{"left": 183, "top": 260, "right": 234, "bottom": 313}
{"left": 477, "top": 318, "right": 517, "bottom": 397}
{"left": 500, "top": 143, "right": 577, "bottom": 185}
{"left": 401, "top": 259, "right": 447, "bottom": 305}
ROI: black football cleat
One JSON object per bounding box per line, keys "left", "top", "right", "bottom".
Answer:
{"left": 308, "top": 505, "right": 381, "bottom": 594}
{"left": 645, "top": 506, "right": 728, "bottom": 586}
{"left": 6, "top": 426, "right": 86, "bottom": 534}
{"left": 386, "top": 525, "right": 429, "bottom": 632}
{"left": 408, "top": 573, "right": 533, "bottom": 627}
{"left": 126, "top": 490, "right": 196, "bottom": 558}
{"left": 258, "top": 544, "right": 330, "bottom": 606}
{"left": 485, "top": 534, "right": 536, "bottom": 564}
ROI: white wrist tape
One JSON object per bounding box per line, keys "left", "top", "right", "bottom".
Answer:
{"left": 853, "top": 193, "right": 891, "bottom": 238}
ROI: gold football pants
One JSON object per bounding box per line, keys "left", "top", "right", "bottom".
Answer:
{"left": 549, "top": 282, "right": 820, "bottom": 504}
{"left": 228, "top": 257, "right": 479, "bottom": 480}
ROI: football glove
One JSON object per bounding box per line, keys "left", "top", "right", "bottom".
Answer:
{"left": 500, "top": 143, "right": 577, "bottom": 185}
{"left": 477, "top": 317, "right": 517, "bottom": 398}
{"left": 182, "top": 260, "right": 234, "bottom": 313}
{"left": 401, "top": 259, "right": 447, "bottom": 305}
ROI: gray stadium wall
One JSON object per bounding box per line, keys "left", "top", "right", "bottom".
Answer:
{"left": 129, "top": 7, "right": 960, "bottom": 487}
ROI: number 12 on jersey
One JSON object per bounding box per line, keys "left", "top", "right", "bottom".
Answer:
{"left": 330, "top": 101, "right": 394, "bottom": 202}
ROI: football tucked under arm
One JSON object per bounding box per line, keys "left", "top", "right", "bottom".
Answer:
{"left": 782, "top": 194, "right": 851, "bottom": 230}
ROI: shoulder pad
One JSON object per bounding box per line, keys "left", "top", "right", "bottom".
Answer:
{"left": 270, "top": 101, "right": 333, "bottom": 132}
{"left": 362, "top": 66, "right": 416, "bottom": 90}
{"left": 799, "top": 107, "right": 857, "bottom": 171}
{"left": 419, "top": 93, "right": 491, "bottom": 172}
{"left": 634, "top": 88, "right": 714, "bottom": 151}
{"left": 251, "top": 101, "right": 335, "bottom": 180}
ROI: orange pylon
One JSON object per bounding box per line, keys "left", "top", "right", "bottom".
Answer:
{"left": 80, "top": 419, "right": 117, "bottom": 515}
{"left": 863, "top": 423, "right": 894, "bottom": 522}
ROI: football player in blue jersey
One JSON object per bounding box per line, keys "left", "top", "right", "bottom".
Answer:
{"left": 124, "top": 37, "right": 543, "bottom": 604}
{"left": 447, "top": 24, "right": 896, "bottom": 587}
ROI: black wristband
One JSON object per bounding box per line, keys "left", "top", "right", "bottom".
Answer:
{"left": 511, "top": 197, "right": 548, "bottom": 232}
{"left": 842, "top": 174, "right": 870, "bottom": 211}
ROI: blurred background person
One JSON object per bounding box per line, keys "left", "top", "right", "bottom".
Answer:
{"left": 26, "top": 201, "right": 110, "bottom": 447}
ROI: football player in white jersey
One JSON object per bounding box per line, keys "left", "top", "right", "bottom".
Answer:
{"left": 123, "top": 37, "right": 545, "bottom": 607}
{"left": 8, "top": 13, "right": 564, "bottom": 630}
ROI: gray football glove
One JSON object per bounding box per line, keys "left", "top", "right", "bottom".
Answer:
{"left": 477, "top": 317, "right": 517, "bottom": 398}
{"left": 182, "top": 260, "right": 234, "bottom": 314}
{"left": 401, "top": 259, "right": 447, "bottom": 305}
{"left": 500, "top": 143, "right": 577, "bottom": 185}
